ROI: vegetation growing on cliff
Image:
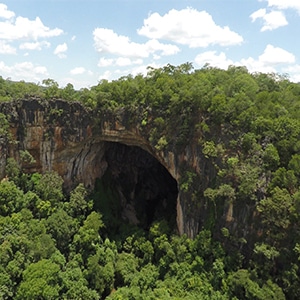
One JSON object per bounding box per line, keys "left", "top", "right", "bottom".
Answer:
{"left": 1, "top": 64, "right": 300, "bottom": 298}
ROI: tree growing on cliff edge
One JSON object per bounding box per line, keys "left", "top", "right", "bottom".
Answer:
{"left": 42, "top": 79, "right": 60, "bottom": 99}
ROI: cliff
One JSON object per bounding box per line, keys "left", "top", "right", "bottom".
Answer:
{"left": 0, "top": 98, "right": 255, "bottom": 241}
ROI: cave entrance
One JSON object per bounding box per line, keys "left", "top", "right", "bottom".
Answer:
{"left": 92, "top": 142, "right": 178, "bottom": 232}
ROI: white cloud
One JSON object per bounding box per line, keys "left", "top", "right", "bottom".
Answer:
{"left": 138, "top": 8, "right": 243, "bottom": 48}
{"left": 240, "top": 57, "right": 276, "bottom": 74}
{"left": 115, "top": 57, "right": 133, "bottom": 67}
{"left": 240, "top": 45, "right": 295, "bottom": 73}
{"left": 0, "top": 40, "right": 16, "bottom": 54}
{"left": 93, "top": 28, "right": 179, "bottom": 59}
{"left": 194, "top": 45, "right": 295, "bottom": 75}
{"left": 250, "top": 8, "right": 288, "bottom": 31}
{"left": 0, "top": 16, "right": 63, "bottom": 40}
{"left": 20, "top": 41, "right": 50, "bottom": 50}
{"left": 0, "top": 61, "right": 48, "bottom": 81}
{"left": 0, "top": 3, "right": 15, "bottom": 19}
{"left": 70, "top": 67, "right": 86, "bottom": 75}
{"left": 54, "top": 43, "right": 67, "bottom": 58}
{"left": 59, "top": 77, "right": 95, "bottom": 90}
{"left": 195, "top": 51, "right": 233, "bottom": 69}
{"left": 145, "top": 39, "right": 179, "bottom": 56}
{"left": 98, "top": 70, "right": 113, "bottom": 81}
{"left": 250, "top": 8, "right": 267, "bottom": 20}
{"left": 258, "top": 44, "right": 295, "bottom": 65}
{"left": 98, "top": 57, "right": 114, "bottom": 67}
{"left": 130, "top": 62, "right": 162, "bottom": 77}
{"left": 98, "top": 62, "right": 162, "bottom": 82}
{"left": 263, "top": 0, "right": 300, "bottom": 14}
{"left": 261, "top": 11, "right": 288, "bottom": 31}
{"left": 115, "top": 57, "right": 143, "bottom": 67}
{"left": 283, "top": 65, "right": 300, "bottom": 82}
{"left": 0, "top": 4, "right": 63, "bottom": 56}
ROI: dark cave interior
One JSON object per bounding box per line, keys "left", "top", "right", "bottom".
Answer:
{"left": 92, "top": 142, "right": 178, "bottom": 231}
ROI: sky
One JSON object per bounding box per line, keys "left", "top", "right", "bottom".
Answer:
{"left": 0, "top": 0, "right": 300, "bottom": 89}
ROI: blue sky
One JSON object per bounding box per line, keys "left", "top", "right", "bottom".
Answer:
{"left": 0, "top": 0, "right": 300, "bottom": 89}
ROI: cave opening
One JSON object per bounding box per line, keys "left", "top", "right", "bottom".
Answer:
{"left": 92, "top": 142, "right": 178, "bottom": 233}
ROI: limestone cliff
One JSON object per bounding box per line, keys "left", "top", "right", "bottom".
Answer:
{"left": 0, "top": 98, "right": 255, "bottom": 240}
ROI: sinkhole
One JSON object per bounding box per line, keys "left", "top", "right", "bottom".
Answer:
{"left": 92, "top": 142, "right": 178, "bottom": 232}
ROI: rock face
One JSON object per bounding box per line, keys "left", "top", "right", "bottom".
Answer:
{"left": 0, "top": 99, "right": 187, "bottom": 233}
{"left": 0, "top": 98, "right": 252, "bottom": 239}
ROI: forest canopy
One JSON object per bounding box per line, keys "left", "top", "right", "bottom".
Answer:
{"left": 1, "top": 64, "right": 300, "bottom": 299}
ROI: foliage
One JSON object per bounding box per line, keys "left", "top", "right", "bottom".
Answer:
{"left": 15, "top": 259, "right": 61, "bottom": 300}
{"left": 2, "top": 64, "right": 300, "bottom": 298}
{"left": 0, "top": 169, "right": 287, "bottom": 299}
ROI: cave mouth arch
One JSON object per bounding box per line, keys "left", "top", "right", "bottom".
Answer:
{"left": 92, "top": 142, "right": 178, "bottom": 232}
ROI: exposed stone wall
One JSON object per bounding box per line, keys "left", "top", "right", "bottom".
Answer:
{"left": 0, "top": 99, "right": 190, "bottom": 235}
{"left": 0, "top": 98, "right": 235, "bottom": 239}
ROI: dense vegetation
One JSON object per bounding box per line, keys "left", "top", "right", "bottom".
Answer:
{"left": 1, "top": 64, "right": 300, "bottom": 298}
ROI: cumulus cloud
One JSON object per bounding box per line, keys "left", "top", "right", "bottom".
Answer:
{"left": 0, "top": 3, "right": 15, "bottom": 19}
{"left": 263, "top": 0, "right": 300, "bottom": 14}
{"left": 129, "top": 62, "right": 162, "bottom": 77}
{"left": 70, "top": 67, "right": 86, "bottom": 75}
{"left": 257, "top": 44, "right": 295, "bottom": 65}
{"left": 138, "top": 8, "right": 243, "bottom": 48}
{"left": 98, "top": 58, "right": 114, "bottom": 67}
{"left": 115, "top": 57, "right": 134, "bottom": 67}
{"left": 54, "top": 43, "right": 67, "bottom": 58}
{"left": 98, "top": 70, "right": 114, "bottom": 81}
{"left": 0, "top": 4, "right": 63, "bottom": 56}
{"left": 283, "top": 65, "right": 300, "bottom": 82}
{"left": 93, "top": 8, "right": 242, "bottom": 75}
{"left": 194, "top": 44, "right": 295, "bottom": 75}
{"left": 0, "top": 40, "right": 16, "bottom": 54}
{"left": 98, "top": 57, "right": 114, "bottom": 67}
{"left": 0, "top": 16, "right": 63, "bottom": 40}
{"left": 240, "top": 45, "right": 295, "bottom": 73}
{"left": 0, "top": 61, "right": 48, "bottom": 81}
{"left": 250, "top": 8, "right": 288, "bottom": 31}
{"left": 93, "top": 28, "right": 179, "bottom": 58}
{"left": 195, "top": 51, "right": 233, "bottom": 69}
{"left": 98, "top": 62, "right": 162, "bottom": 82}
{"left": 20, "top": 41, "right": 50, "bottom": 51}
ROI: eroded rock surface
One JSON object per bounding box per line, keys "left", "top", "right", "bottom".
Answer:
{"left": 0, "top": 98, "right": 252, "bottom": 239}
{"left": 0, "top": 99, "right": 187, "bottom": 234}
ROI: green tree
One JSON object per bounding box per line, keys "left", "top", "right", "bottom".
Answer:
{"left": 16, "top": 259, "right": 61, "bottom": 300}
{"left": 60, "top": 260, "right": 99, "bottom": 299}
{"left": 34, "top": 171, "right": 64, "bottom": 208}
{"left": 66, "top": 183, "right": 93, "bottom": 220}
{"left": 0, "top": 267, "right": 13, "bottom": 299}
{"left": 0, "top": 180, "right": 24, "bottom": 215}
{"left": 72, "top": 211, "right": 105, "bottom": 256}
{"left": 257, "top": 187, "right": 293, "bottom": 233}
{"left": 85, "top": 241, "right": 116, "bottom": 297}
{"left": 42, "top": 78, "right": 60, "bottom": 99}
{"left": 45, "top": 208, "right": 78, "bottom": 253}
{"left": 115, "top": 252, "right": 139, "bottom": 287}
{"left": 288, "top": 154, "right": 300, "bottom": 177}
{"left": 262, "top": 144, "right": 280, "bottom": 171}
{"left": 228, "top": 269, "right": 285, "bottom": 300}
{"left": 61, "top": 83, "right": 76, "bottom": 101}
